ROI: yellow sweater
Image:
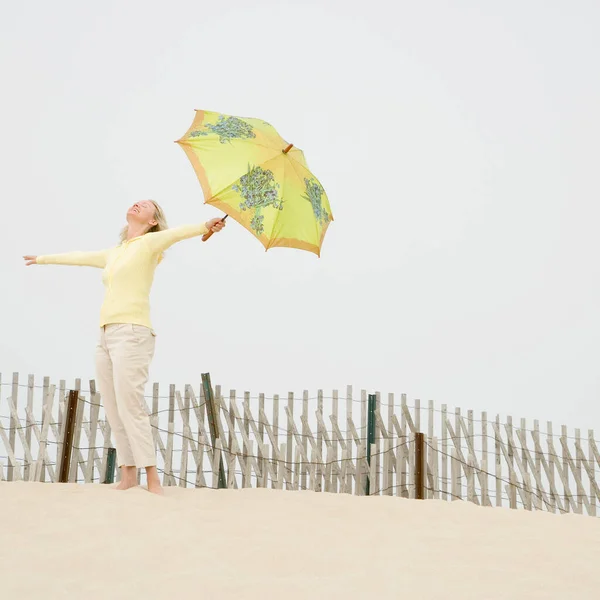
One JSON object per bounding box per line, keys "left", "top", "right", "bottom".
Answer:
{"left": 36, "top": 223, "right": 209, "bottom": 329}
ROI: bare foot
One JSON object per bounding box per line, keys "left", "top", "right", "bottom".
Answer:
{"left": 116, "top": 480, "right": 138, "bottom": 491}
{"left": 115, "top": 466, "right": 138, "bottom": 490}
{"left": 147, "top": 480, "right": 164, "bottom": 495}
{"left": 145, "top": 466, "right": 164, "bottom": 495}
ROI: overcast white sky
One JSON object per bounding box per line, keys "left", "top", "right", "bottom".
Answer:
{"left": 1, "top": 0, "right": 599, "bottom": 430}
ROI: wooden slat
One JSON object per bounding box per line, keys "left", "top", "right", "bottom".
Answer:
{"left": 467, "top": 455, "right": 476, "bottom": 502}
{"left": 369, "top": 443, "right": 376, "bottom": 496}
{"left": 293, "top": 445, "right": 301, "bottom": 490}
{"left": 507, "top": 470, "right": 517, "bottom": 509}
{"left": 346, "top": 386, "right": 353, "bottom": 494}
{"left": 40, "top": 376, "right": 50, "bottom": 482}
{"left": 257, "top": 393, "right": 265, "bottom": 487}
{"left": 382, "top": 436, "right": 390, "bottom": 496}
{"left": 302, "top": 390, "right": 309, "bottom": 490}
{"left": 507, "top": 416, "right": 514, "bottom": 478}
{"left": 588, "top": 430, "right": 598, "bottom": 516}
{"left": 228, "top": 390, "right": 235, "bottom": 484}
{"left": 212, "top": 439, "right": 222, "bottom": 489}
{"left": 272, "top": 394, "right": 279, "bottom": 490}
{"left": 561, "top": 424, "right": 569, "bottom": 510}
{"left": 287, "top": 392, "right": 294, "bottom": 490}
{"left": 547, "top": 422, "right": 556, "bottom": 511}
{"left": 523, "top": 472, "right": 533, "bottom": 510}
{"left": 152, "top": 382, "right": 160, "bottom": 484}
{"left": 8, "top": 372, "right": 19, "bottom": 481}
{"left": 56, "top": 380, "right": 66, "bottom": 473}
{"left": 451, "top": 448, "right": 459, "bottom": 500}
{"left": 24, "top": 374, "right": 34, "bottom": 481}
{"left": 388, "top": 394, "right": 395, "bottom": 497}
{"left": 317, "top": 389, "right": 324, "bottom": 492}
{"left": 164, "top": 384, "right": 175, "bottom": 486}
{"left": 408, "top": 432, "right": 415, "bottom": 499}
{"left": 374, "top": 392, "right": 381, "bottom": 495}
{"left": 400, "top": 394, "right": 408, "bottom": 496}
{"left": 331, "top": 390, "right": 339, "bottom": 493}
{"left": 520, "top": 418, "right": 528, "bottom": 478}
{"left": 441, "top": 404, "right": 448, "bottom": 500}
{"left": 246, "top": 441, "right": 255, "bottom": 488}
{"left": 534, "top": 420, "right": 541, "bottom": 504}
{"left": 481, "top": 411, "right": 488, "bottom": 506}
{"left": 454, "top": 408, "right": 461, "bottom": 496}
{"left": 243, "top": 391, "right": 250, "bottom": 487}
{"left": 495, "top": 414, "right": 502, "bottom": 507}
{"left": 431, "top": 436, "right": 439, "bottom": 499}
{"left": 84, "top": 380, "right": 101, "bottom": 483}
{"left": 428, "top": 400, "right": 434, "bottom": 442}
{"left": 179, "top": 387, "right": 191, "bottom": 487}
{"left": 575, "top": 428, "right": 583, "bottom": 513}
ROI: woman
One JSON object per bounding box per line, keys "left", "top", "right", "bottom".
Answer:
{"left": 24, "top": 200, "right": 225, "bottom": 494}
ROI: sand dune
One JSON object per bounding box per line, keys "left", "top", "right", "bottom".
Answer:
{"left": 1, "top": 482, "right": 599, "bottom": 599}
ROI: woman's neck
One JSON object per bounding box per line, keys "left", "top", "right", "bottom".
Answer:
{"left": 126, "top": 223, "right": 148, "bottom": 241}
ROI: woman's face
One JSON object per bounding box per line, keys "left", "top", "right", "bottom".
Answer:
{"left": 127, "top": 201, "right": 157, "bottom": 228}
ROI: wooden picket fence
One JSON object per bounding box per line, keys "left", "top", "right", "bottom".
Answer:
{"left": 1, "top": 372, "right": 599, "bottom": 516}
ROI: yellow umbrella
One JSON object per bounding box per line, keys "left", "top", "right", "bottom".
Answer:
{"left": 176, "top": 110, "right": 333, "bottom": 256}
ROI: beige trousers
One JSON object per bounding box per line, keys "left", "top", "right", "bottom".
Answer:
{"left": 95, "top": 324, "right": 156, "bottom": 468}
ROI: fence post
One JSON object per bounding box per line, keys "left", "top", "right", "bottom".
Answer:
{"left": 415, "top": 432, "right": 425, "bottom": 500}
{"left": 201, "top": 373, "right": 226, "bottom": 489}
{"left": 365, "top": 394, "right": 376, "bottom": 495}
{"left": 58, "top": 390, "right": 78, "bottom": 483}
{"left": 103, "top": 448, "right": 116, "bottom": 484}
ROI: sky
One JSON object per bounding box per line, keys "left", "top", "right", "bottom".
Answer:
{"left": 1, "top": 0, "right": 599, "bottom": 431}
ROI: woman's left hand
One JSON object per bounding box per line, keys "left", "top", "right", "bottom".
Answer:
{"left": 205, "top": 217, "right": 226, "bottom": 233}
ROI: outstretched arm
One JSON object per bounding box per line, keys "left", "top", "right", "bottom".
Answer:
{"left": 27, "top": 249, "right": 109, "bottom": 268}
{"left": 143, "top": 218, "right": 226, "bottom": 254}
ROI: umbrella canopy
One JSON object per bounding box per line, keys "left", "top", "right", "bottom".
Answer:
{"left": 176, "top": 110, "right": 333, "bottom": 256}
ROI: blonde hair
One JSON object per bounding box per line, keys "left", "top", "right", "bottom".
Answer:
{"left": 119, "top": 200, "right": 168, "bottom": 244}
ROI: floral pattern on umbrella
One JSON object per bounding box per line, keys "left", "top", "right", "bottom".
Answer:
{"left": 190, "top": 115, "right": 256, "bottom": 144}
{"left": 303, "top": 178, "right": 330, "bottom": 225}
{"left": 233, "top": 165, "right": 283, "bottom": 235}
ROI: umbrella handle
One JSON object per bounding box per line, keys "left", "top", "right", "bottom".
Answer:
{"left": 202, "top": 214, "right": 228, "bottom": 242}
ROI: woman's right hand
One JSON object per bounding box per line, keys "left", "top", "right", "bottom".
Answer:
{"left": 23, "top": 255, "right": 37, "bottom": 266}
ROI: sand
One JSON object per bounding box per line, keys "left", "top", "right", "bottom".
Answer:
{"left": 1, "top": 482, "right": 599, "bottom": 599}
